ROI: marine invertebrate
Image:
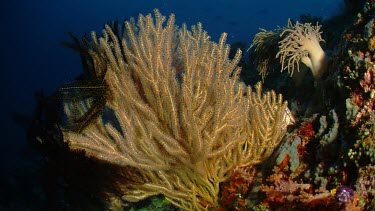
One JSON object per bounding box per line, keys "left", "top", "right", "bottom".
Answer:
{"left": 60, "top": 32, "right": 110, "bottom": 133}
{"left": 276, "top": 136, "right": 301, "bottom": 172}
{"left": 343, "top": 47, "right": 375, "bottom": 126}
{"left": 355, "top": 165, "right": 375, "bottom": 208}
{"left": 335, "top": 186, "right": 354, "bottom": 203}
{"left": 260, "top": 174, "right": 338, "bottom": 210}
{"left": 297, "top": 121, "right": 315, "bottom": 140}
{"left": 249, "top": 28, "right": 281, "bottom": 80}
{"left": 368, "top": 36, "right": 375, "bottom": 52}
{"left": 250, "top": 19, "right": 327, "bottom": 83}
{"left": 219, "top": 166, "right": 256, "bottom": 210}
{"left": 277, "top": 20, "right": 328, "bottom": 79}
{"left": 62, "top": 9, "right": 293, "bottom": 210}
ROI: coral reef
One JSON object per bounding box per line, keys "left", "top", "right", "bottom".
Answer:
{"left": 355, "top": 165, "right": 375, "bottom": 209}
{"left": 341, "top": 0, "right": 375, "bottom": 168}
{"left": 245, "top": 1, "right": 375, "bottom": 210}
{"left": 26, "top": 0, "right": 375, "bottom": 210}
{"left": 218, "top": 166, "right": 257, "bottom": 210}
{"left": 59, "top": 9, "right": 293, "bottom": 210}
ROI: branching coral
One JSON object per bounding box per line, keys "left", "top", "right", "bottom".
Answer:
{"left": 62, "top": 9, "right": 294, "bottom": 210}
{"left": 249, "top": 28, "right": 281, "bottom": 80}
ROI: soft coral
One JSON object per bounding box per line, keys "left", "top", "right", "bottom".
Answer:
{"left": 277, "top": 20, "right": 328, "bottom": 80}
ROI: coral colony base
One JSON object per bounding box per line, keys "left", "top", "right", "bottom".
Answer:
{"left": 26, "top": 1, "right": 375, "bottom": 210}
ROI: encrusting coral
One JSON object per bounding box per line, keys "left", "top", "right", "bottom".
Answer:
{"left": 61, "top": 9, "right": 294, "bottom": 210}
{"left": 250, "top": 19, "right": 328, "bottom": 83}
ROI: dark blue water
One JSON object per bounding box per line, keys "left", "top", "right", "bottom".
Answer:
{"left": 0, "top": 0, "right": 342, "bottom": 209}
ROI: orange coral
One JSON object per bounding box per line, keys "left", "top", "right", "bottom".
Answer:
{"left": 368, "top": 36, "right": 375, "bottom": 52}
{"left": 278, "top": 153, "right": 290, "bottom": 171}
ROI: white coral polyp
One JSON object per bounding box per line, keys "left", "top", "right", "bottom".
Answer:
{"left": 277, "top": 20, "right": 328, "bottom": 79}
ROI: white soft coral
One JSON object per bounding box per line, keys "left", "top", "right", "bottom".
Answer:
{"left": 276, "top": 19, "right": 327, "bottom": 80}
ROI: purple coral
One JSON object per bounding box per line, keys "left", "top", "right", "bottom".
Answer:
{"left": 336, "top": 186, "right": 354, "bottom": 203}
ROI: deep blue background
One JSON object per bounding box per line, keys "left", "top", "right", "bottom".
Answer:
{"left": 0, "top": 0, "right": 342, "bottom": 185}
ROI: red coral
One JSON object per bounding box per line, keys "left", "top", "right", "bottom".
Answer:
{"left": 348, "top": 51, "right": 375, "bottom": 125}
{"left": 353, "top": 64, "right": 375, "bottom": 124}
{"left": 360, "top": 61, "right": 375, "bottom": 92}
{"left": 297, "top": 143, "right": 308, "bottom": 157}
{"left": 351, "top": 89, "right": 365, "bottom": 107}
{"left": 278, "top": 153, "right": 290, "bottom": 170}
{"left": 260, "top": 176, "right": 340, "bottom": 210}
{"left": 297, "top": 122, "right": 315, "bottom": 140}
{"left": 219, "top": 166, "right": 256, "bottom": 210}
